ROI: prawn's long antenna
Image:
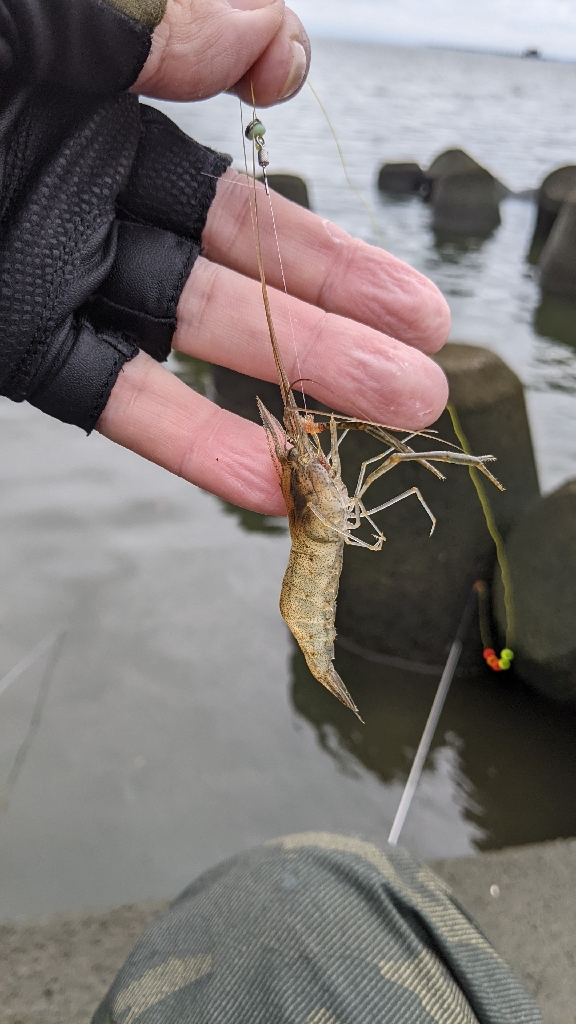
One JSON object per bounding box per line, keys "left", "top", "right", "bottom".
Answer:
{"left": 237, "top": 100, "right": 291, "bottom": 411}
{"left": 240, "top": 94, "right": 306, "bottom": 437}
{"left": 248, "top": 85, "right": 307, "bottom": 413}
{"left": 240, "top": 102, "right": 291, "bottom": 407}
{"left": 266, "top": 176, "right": 308, "bottom": 414}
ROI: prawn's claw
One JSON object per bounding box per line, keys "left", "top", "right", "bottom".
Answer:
{"left": 476, "top": 457, "right": 505, "bottom": 491}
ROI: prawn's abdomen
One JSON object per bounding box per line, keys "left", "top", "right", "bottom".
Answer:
{"left": 280, "top": 536, "right": 362, "bottom": 720}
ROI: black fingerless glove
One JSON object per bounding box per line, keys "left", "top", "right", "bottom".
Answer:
{"left": 0, "top": 0, "right": 232, "bottom": 432}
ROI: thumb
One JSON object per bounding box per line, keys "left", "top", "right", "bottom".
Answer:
{"left": 132, "top": 0, "right": 286, "bottom": 102}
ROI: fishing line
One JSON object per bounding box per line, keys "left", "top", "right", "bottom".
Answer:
{"left": 0, "top": 627, "right": 67, "bottom": 815}
{"left": 307, "top": 80, "right": 384, "bottom": 244}
{"left": 388, "top": 587, "right": 477, "bottom": 846}
{"left": 266, "top": 186, "right": 307, "bottom": 411}
{"left": 240, "top": 93, "right": 308, "bottom": 411}
{"left": 0, "top": 628, "right": 64, "bottom": 699}
{"left": 200, "top": 171, "right": 254, "bottom": 189}
{"left": 239, "top": 100, "right": 279, "bottom": 378}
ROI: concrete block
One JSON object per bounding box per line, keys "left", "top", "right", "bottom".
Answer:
{"left": 377, "top": 161, "right": 426, "bottom": 195}
{"left": 257, "top": 173, "right": 311, "bottom": 209}
{"left": 528, "top": 165, "right": 576, "bottom": 265}
{"left": 539, "top": 190, "right": 576, "bottom": 300}
{"left": 432, "top": 169, "right": 501, "bottom": 236}
{"left": 336, "top": 343, "right": 540, "bottom": 667}
{"left": 534, "top": 291, "right": 576, "bottom": 346}
{"left": 493, "top": 479, "right": 576, "bottom": 700}
{"left": 427, "top": 148, "right": 485, "bottom": 181}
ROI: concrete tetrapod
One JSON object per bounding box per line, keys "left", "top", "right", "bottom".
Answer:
{"left": 425, "top": 148, "right": 509, "bottom": 200}
{"left": 257, "top": 173, "right": 311, "bottom": 209}
{"left": 423, "top": 149, "right": 507, "bottom": 236}
{"left": 493, "top": 479, "right": 576, "bottom": 701}
{"left": 528, "top": 165, "right": 576, "bottom": 265}
{"left": 377, "top": 162, "right": 426, "bottom": 195}
{"left": 336, "top": 344, "right": 540, "bottom": 669}
{"left": 538, "top": 188, "right": 576, "bottom": 300}
{"left": 426, "top": 148, "right": 484, "bottom": 193}
{"left": 432, "top": 169, "right": 501, "bottom": 236}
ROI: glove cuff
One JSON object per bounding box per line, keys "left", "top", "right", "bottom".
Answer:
{"left": 27, "top": 321, "right": 138, "bottom": 433}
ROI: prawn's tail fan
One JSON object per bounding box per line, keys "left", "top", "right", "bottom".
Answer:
{"left": 257, "top": 397, "right": 288, "bottom": 476}
{"left": 315, "top": 662, "right": 364, "bottom": 724}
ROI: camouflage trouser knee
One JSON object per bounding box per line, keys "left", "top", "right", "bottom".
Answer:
{"left": 93, "top": 832, "right": 542, "bottom": 1024}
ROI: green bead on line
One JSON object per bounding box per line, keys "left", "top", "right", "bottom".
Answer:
{"left": 498, "top": 648, "right": 514, "bottom": 670}
{"left": 245, "top": 118, "right": 266, "bottom": 141}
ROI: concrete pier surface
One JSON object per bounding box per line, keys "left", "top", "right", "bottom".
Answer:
{"left": 432, "top": 838, "right": 576, "bottom": 1024}
{"left": 1, "top": 838, "right": 574, "bottom": 1024}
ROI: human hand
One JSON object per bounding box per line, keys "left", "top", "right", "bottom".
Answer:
{"left": 132, "top": 0, "right": 311, "bottom": 106}
{"left": 96, "top": 170, "right": 450, "bottom": 517}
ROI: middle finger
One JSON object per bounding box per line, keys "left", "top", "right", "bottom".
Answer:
{"left": 202, "top": 169, "right": 450, "bottom": 354}
{"left": 174, "top": 257, "right": 448, "bottom": 430}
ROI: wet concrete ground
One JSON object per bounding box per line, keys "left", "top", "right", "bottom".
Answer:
{"left": 1, "top": 837, "right": 574, "bottom": 1024}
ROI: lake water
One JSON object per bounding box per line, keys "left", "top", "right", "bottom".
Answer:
{"left": 1, "top": 41, "right": 576, "bottom": 918}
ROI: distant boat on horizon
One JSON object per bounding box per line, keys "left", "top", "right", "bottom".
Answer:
{"left": 522, "top": 48, "right": 541, "bottom": 59}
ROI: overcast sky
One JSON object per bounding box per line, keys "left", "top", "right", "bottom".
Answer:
{"left": 289, "top": 0, "right": 576, "bottom": 60}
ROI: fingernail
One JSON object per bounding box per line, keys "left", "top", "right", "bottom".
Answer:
{"left": 280, "top": 41, "right": 307, "bottom": 100}
{"left": 228, "top": 0, "right": 277, "bottom": 8}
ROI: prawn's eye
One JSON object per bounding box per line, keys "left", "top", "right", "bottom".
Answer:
{"left": 287, "top": 447, "right": 298, "bottom": 462}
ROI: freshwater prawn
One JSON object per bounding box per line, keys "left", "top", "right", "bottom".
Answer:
{"left": 243, "top": 114, "right": 504, "bottom": 723}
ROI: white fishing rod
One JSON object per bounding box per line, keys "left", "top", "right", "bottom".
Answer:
{"left": 388, "top": 586, "right": 478, "bottom": 846}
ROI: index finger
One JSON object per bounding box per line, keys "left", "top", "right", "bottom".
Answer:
{"left": 202, "top": 169, "right": 450, "bottom": 354}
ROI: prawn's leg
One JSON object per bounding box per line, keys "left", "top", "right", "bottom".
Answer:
{"left": 362, "top": 487, "right": 437, "bottom": 536}
{"left": 347, "top": 445, "right": 429, "bottom": 530}
{"left": 308, "top": 503, "right": 385, "bottom": 551}
{"left": 354, "top": 449, "right": 404, "bottom": 498}
{"left": 352, "top": 499, "right": 383, "bottom": 539}
{"left": 358, "top": 450, "right": 503, "bottom": 500}
{"left": 299, "top": 412, "right": 463, "bottom": 478}
{"left": 328, "top": 415, "right": 341, "bottom": 478}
